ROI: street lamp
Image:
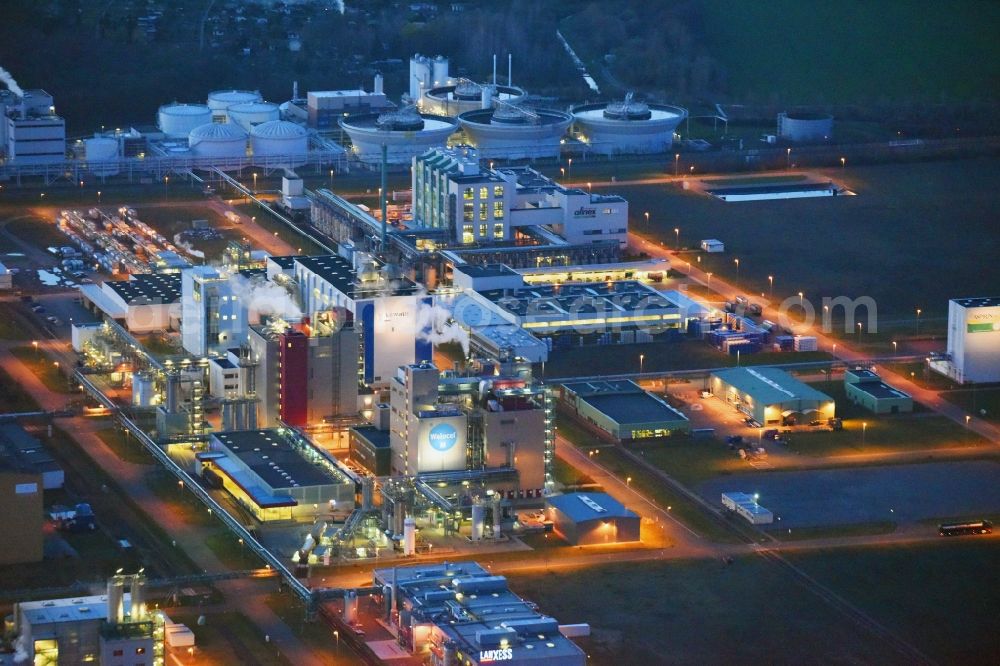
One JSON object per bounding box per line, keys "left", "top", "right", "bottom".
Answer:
{"left": 644, "top": 211, "right": 649, "bottom": 227}
{"left": 674, "top": 153, "right": 680, "bottom": 177}
{"left": 560, "top": 167, "right": 565, "bottom": 180}
{"left": 861, "top": 421, "right": 867, "bottom": 448}
{"left": 32, "top": 340, "right": 39, "bottom": 356}
{"left": 706, "top": 272, "right": 713, "bottom": 286}
{"left": 567, "top": 158, "right": 572, "bottom": 183}
{"left": 164, "top": 175, "right": 169, "bottom": 200}
{"left": 626, "top": 476, "right": 632, "bottom": 487}
{"left": 892, "top": 340, "right": 897, "bottom": 357}
{"left": 786, "top": 147, "right": 792, "bottom": 169}
{"left": 798, "top": 291, "right": 804, "bottom": 306}
{"left": 253, "top": 172, "right": 258, "bottom": 193}
{"left": 840, "top": 157, "right": 846, "bottom": 169}
{"left": 916, "top": 308, "right": 922, "bottom": 334}
{"left": 674, "top": 227, "right": 680, "bottom": 249}
{"left": 768, "top": 275, "right": 774, "bottom": 297}
{"left": 329, "top": 169, "right": 334, "bottom": 188}
{"left": 857, "top": 321, "right": 863, "bottom": 335}
{"left": 97, "top": 191, "right": 102, "bottom": 203}
{"left": 587, "top": 181, "right": 592, "bottom": 195}
{"left": 734, "top": 258, "right": 740, "bottom": 286}
{"left": 639, "top": 353, "right": 645, "bottom": 375}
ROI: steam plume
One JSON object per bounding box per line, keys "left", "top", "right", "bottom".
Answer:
{"left": 415, "top": 302, "right": 470, "bottom": 355}
{"left": 0, "top": 67, "right": 24, "bottom": 97}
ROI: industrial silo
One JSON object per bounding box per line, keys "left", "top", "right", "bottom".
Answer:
{"left": 458, "top": 105, "right": 572, "bottom": 160}
{"left": 188, "top": 122, "right": 248, "bottom": 165}
{"left": 84, "top": 136, "right": 120, "bottom": 176}
{"left": 250, "top": 120, "right": 309, "bottom": 166}
{"left": 409, "top": 54, "right": 433, "bottom": 100}
{"left": 207, "top": 89, "right": 263, "bottom": 121}
{"left": 339, "top": 108, "right": 458, "bottom": 165}
{"left": 158, "top": 103, "right": 213, "bottom": 139}
{"left": 227, "top": 101, "right": 280, "bottom": 131}
{"left": 432, "top": 55, "right": 450, "bottom": 87}
{"left": 777, "top": 112, "right": 834, "bottom": 142}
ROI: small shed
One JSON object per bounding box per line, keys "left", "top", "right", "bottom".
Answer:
{"left": 700, "top": 239, "right": 725, "bottom": 253}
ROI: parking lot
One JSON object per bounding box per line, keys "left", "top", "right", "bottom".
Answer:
{"left": 697, "top": 459, "right": 1000, "bottom": 528}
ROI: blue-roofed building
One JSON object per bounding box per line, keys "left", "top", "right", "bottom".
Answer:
{"left": 545, "top": 492, "right": 640, "bottom": 545}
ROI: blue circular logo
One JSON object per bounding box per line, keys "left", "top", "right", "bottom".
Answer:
{"left": 428, "top": 423, "right": 458, "bottom": 452}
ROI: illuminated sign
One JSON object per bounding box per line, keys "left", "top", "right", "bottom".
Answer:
{"left": 572, "top": 207, "right": 596, "bottom": 218}
{"left": 967, "top": 311, "right": 1000, "bottom": 333}
{"left": 428, "top": 423, "right": 458, "bottom": 452}
{"left": 479, "top": 648, "right": 513, "bottom": 662}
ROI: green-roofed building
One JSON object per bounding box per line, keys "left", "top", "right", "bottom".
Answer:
{"left": 710, "top": 367, "right": 835, "bottom": 426}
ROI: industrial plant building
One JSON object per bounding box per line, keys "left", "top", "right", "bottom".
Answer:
{"left": 412, "top": 146, "right": 629, "bottom": 248}
{"left": 931, "top": 297, "right": 1000, "bottom": 384}
{"left": 340, "top": 107, "right": 458, "bottom": 166}
{"left": 200, "top": 429, "right": 356, "bottom": 522}
{"left": 458, "top": 106, "right": 574, "bottom": 160}
{"left": 844, "top": 368, "right": 913, "bottom": 414}
{"left": 247, "top": 318, "right": 359, "bottom": 428}
{"left": 13, "top": 573, "right": 164, "bottom": 666}
{"left": 777, "top": 111, "right": 834, "bottom": 142}
{"left": 561, "top": 380, "right": 690, "bottom": 442}
{"left": 710, "top": 367, "right": 835, "bottom": 426}
{"left": 546, "top": 492, "right": 641, "bottom": 545}
{"left": 374, "top": 561, "right": 586, "bottom": 665}
{"left": 80, "top": 273, "right": 182, "bottom": 334}
{"left": 0, "top": 424, "right": 64, "bottom": 490}
{"left": 1, "top": 89, "right": 66, "bottom": 164}
{"left": 388, "top": 361, "right": 552, "bottom": 498}
{"left": 0, "top": 462, "right": 43, "bottom": 566}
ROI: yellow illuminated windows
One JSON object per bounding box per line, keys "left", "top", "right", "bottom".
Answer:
{"left": 493, "top": 200, "right": 504, "bottom": 219}
{"left": 479, "top": 186, "right": 488, "bottom": 199}
{"left": 494, "top": 185, "right": 504, "bottom": 197}
{"left": 463, "top": 187, "right": 474, "bottom": 200}
{"left": 463, "top": 202, "right": 474, "bottom": 222}
{"left": 479, "top": 203, "right": 487, "bottom": 221}
{"left": 493, "top": 223, "right": 504, "bottom": 239}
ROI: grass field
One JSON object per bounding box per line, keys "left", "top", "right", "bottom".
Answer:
{"left": 6, "top": 217, "right": 71, "bottom": 253}
{"left": 96, "top": 426, "right": 155, "bottom": 465}
{"left": 626, "top": 158, "right": 1000, "bottom": 322}
{"left": 941, "top": 387, "right": 1000, "bottom": 424}
{"left": 9, "top": 345, "right": 73, "bottom": 393}
{"left": 510, "top": 540, "right": 1000, "bottom": 664}
{"left": 699, "top": 0, "right": 1000, "bottom": 105}
{"left": 0, "top": 366, "right": 41, "bottom": 412}
{"left": 0, "top": 315, "right": 31, "bottom": 341}
{"left": 541, "top": 339, "right": 831, "bottom": 378}
{"left": 168, "top": 611, "right": 291, "bottom": 666}
{"left": 508, "top": 556, "right": 906, "bottom": 665}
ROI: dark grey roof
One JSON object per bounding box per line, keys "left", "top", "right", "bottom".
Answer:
{"left": 478, "top": 280, "right": 678, "bottom": 318}
{"left": 105, "top": 273, "right": 181, "bottom": 304}
{"left": 268, "top": 255, "right": 298, "bottom": 269}
{"left": 0, "top": 424, "right": 61, "bottom": 475}
{"left": 294, "top": 255, "right": 357, "bottom": 295}
{"left": 579, "top": 391, "right": 687, "bottom": 425}
{"left": 953, "top": 296, "right": 1000, "bottom": 308}
{"left": 850, "top": 381, "right": 910, "bottom": 400}
{"left": 454, "top": 263, "right": 518, "bottom": 279}
{"left": 212, "top": 429, "right": 344, "bottom": 490}
{"left": 547, "top": 492, "right": 637, "bottom": 522}
{"left": 351, "top": 425, "right": 391, "bottom": 448}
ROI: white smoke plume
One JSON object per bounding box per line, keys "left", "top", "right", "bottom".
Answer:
{"left": 415, "top": 302, "right": 470, "bottom": 355}
{"left": 0, "top": 67, "right": 24, "bottom": 98}
{"left": 231, "top": 274, "right": 302, "bottom": 323}
{"left": 12, "top": 633, "right": 30, "bottom": 664}
{"left": 333, "top": 0, "right": 346, "bottom": 14}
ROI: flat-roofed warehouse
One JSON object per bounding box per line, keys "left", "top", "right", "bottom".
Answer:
{"left": 546, "top": 492, "right": 640, "bottom": 545}
{"left": 710, "top": 367, "right": 835, "bottom": 426}
{"left": 844, "top": 368, "right": 913, "bottom": 414}
{"left": 561, "top": 379, "right": 689, "bottom": 442}
{"left": 199, "top": 429, "right": 356, "bottom": 521}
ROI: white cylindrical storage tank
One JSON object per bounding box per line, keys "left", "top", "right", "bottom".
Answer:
{"left": 777, "top": 112, "right": 834, "bottom": 142}
{"left": 132, "top": 372, "right": 156, "bottom": 407}
{"left": 188, "top": 122, "right": 248, "bottom": 166}
{"left": 409, "top": 54, "right": 431, "bottom": 100}
{"left": 207, "top": 89, "right": 262, "bottom": 120}
{"left": 470, "top": 504, "right": 485, "bottom": 541}
{"left": 250, "top": 120, "right": 308, "bottom": 166}
{"left": 432, "top": 55, "right": 449, "bottom": 87}
{"left": 403, "top": 516, "right": 416, "bottom": 555}
{"left": 227, "top": 101, "right": 280, "bottom": 131}
{"left": 158, "top": 103, "right": 212, "bottom": 139}
{"left": 85, "top": 137, "right": 120, "bottom": 176}
{"left": 374, "top": 73, "right": 384, "bottom": 95}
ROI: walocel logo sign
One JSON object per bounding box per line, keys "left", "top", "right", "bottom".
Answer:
{"left": 572, "top": 206, "right": 596, "bottom": 218}
{"left": 428, "top": 423, "right": 458, "bottom": 452}
{"left": 479, "top": 648, "right": 513, "bottom": 662}
{"left": 967, "top": 312, "right": 1000, "bottom": 333}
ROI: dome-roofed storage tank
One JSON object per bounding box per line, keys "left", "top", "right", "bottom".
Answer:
{"left": 339, "top": 107, "right": 458, "bottom": 165}
{"left": 227, "top": 101, "right": 281, "bottom": 131}
{"left": 250, "top": 120, "right": 309, "bottom": 166}
{"left": 207, "top": 89, "right": 263, "bottom": 121}
{"left": 158, "top": 103, "right": 213, "bottom": 139}
{"left": 572, "top": 93, "right": 687, "bottom": 155}
{"left": 84, "top": 136, "right": 120, "bottom": 176}
{"left": 188, "top": 122, "right": 247, "bottom": 167}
